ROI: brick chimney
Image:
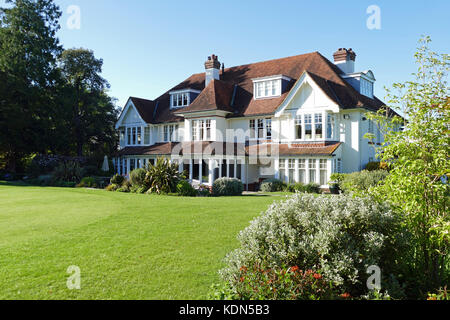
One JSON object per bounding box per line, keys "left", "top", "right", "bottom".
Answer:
{"left": 333, "top": 48, "right": 356, "bottom": 74}
{"left": 205, "top": 54, "right": 221, "bottom": 87}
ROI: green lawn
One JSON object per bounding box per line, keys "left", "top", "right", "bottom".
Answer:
{"left": 0, "top": 182, "right": 282, "bottom": 300}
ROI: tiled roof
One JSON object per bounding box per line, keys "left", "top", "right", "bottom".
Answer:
{"left": 246, "top": 142, "right": 342, "bottom": 157}
{"left": 117, "top": 142, "right": 341, "bottom": 157}
{"left": 125, "top": 51, "right": 387, "bottom": 124}
{"left": 175, "top": 80, "right": 235, "bottom": 114}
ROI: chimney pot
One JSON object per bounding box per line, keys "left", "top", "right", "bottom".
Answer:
{"left": 333, "top": 48, "right": 356, "bottom": 74}
{"left": 205, "top": 54, "right": 221, "bottom": 86}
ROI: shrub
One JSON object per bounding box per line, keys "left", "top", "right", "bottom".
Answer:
{"left": 303, "top": 183, "right": 321, "bottom": 194}
{"left": 129, "top": 168, "right": 147, "bottom": 188}
{"left": 212, "top": 178, "right": 244, "bottom": 196}
{"left": 197, "top": 185, "right": 212, "bottom": 197}
{"left": 76, "top": 177, "right": 97, "bottom": 188}
{"left": 340, "top": 170, "right": 389, "bottom": 194}
{"left": 260, "top": 179, "right": 286, "bottom": 193}
{"left": 105, "top": 184, "right": 119, "bottom": 192}
{"left": 110, "top": 174, "right": 125, "bottom": 186}
{"left": 365, "top": 162, "right": 390, "bottom": 172}
{"left": 145, "top": 158, "right": 183, "bottom": 194}
{"left": 176, "top": 180, "right": 197, "bottom": 197}
{"left": 219, "top": 193, "right": 409, "bottom": 298}
{"left": 117, "top": 180, "right": 132, "bottom": 193}
{"left": 53, "top": 161, "right": 82, "bottom": 183}
{"left": 211, "top": 264, "right": 335, "bottom": 300}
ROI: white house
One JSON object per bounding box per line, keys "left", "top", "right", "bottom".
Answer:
{"left": 114, "top": 49, "right": 393, "bottom": 190}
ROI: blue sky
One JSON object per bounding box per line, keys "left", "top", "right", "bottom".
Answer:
{"left": 4, "top": 0, "right": 450, "bottom": 107}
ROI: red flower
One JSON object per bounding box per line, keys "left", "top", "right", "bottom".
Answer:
{"left": 313, "top": 273, "right": 322, "bottom": 280}
{"left": 340, "top": 293, "right": 351, "bottom": 299}
{"left": 239, "top": 277, "right": 245, "bottom": 283}
{"left": 240, "top": 266, "right": 248, "bottom": 273}
{"left": 291, "top": 266, "right": 300, "bottom": 273}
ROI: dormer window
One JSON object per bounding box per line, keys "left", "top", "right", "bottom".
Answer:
{"left": 360, "top": 78, "right": 374, "bottom": 98}
{"left": 170, "top": 89, "right": 201, "bottom": 109}
{"left": 252, "top": 75, "right": 291, "bottom": 99}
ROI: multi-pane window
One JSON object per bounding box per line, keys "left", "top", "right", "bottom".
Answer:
{"left": 192, "top": 120, "right": 212, "bottom": 141}
{"left": 120, "top": 129, "right": 125, "bottom": 145}
{"left": 192, "top": 120, "right": 198, "bottom": 141}
{"left": 279, "top": 160, "right": 286, "bottom": 182}
{"left": 132, "top": 127, "right": 137, "bottom": 145}
{"left": 295, "top": 116, "right": 302, "bottom": 140}
{"left": 127, "top": 128, "right": 131, "bottom": 145}
{"left": 172, "top": 92, "right": 189, "bottom": 108}
{"left": 309, "top": 160, "right": 317, "bottom": 183}
{"left": 258, "top": 119, "right": 264, "bottom": 139}
{"left": 327, "top": 115, "right": 334, "bottom": 139}
{"left": 320, "top": 160, "right": 328, "bottom": 186}
{"left": 205, "top": 120, "right": 211, "bottom": 140}
{"left": 250, "top": 118, "right": 272, "bottom": 140}
{"left": 163, "top": 126, "right": 169, "bottom": 142}
{"left": 266, "top": 119, "right": 272, "bottom": 139}
{"left": 144, "top": 127, "right": 150, "bottom": 145}
{"left": 137, "top": 127, "right": 142, "bottom": 145}
{"left": 254, "top": 80, "right": 281, "bottom": 99}
{"left": 299, "top": 159, "right": 306, "bottom": 183}
{"left": 163, "top": 125, "right": 179, "bottom": 142}
{"left": 315, "top": 114, "right": 323, "bottom": 139}
{"left": 125, "top": 126, "right": 146, "bottom": 146}
{"left": 305, "top": 115, "right": 312, "bottom": 140}
{"left": 288, "top": 160, "right": 295, "bottom": 184}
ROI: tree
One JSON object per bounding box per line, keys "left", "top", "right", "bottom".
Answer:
{"left": 0, "top": 0, "right": 62, "bottom": 171}
{"left": 58, "top": 48, "right": 118, "bottom": 158}
{"left": 366, "top": 37, "right": 449, "bottom": 292}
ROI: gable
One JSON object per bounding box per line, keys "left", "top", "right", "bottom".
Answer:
{"left": 115, "top": 99, "right": 147, "bottom": 129}
{"left": 275, "top": 72, "right": 340, "bottom": 117}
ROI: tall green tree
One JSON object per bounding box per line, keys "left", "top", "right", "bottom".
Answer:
{"left": 367, "top": 37, "right": 449, "bottom": 293}
{"left": 0, "top": 0, "right": 62, "bottom": 171}
{"left": 58, "top": 48, "right": 118, "bottom": 157}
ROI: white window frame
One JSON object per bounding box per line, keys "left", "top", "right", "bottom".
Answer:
{"left": 253, "top": 77, "right": 284, "bottom": 99}
{"left": 249, "top": 117, "right": 273, "bottom": 140}
{"left": 191, "top": 120, "right": 212, "bottom": 142}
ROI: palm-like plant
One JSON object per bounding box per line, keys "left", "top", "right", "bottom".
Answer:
{"left": 144, "top": 158, "right": 183, "bottom": 194}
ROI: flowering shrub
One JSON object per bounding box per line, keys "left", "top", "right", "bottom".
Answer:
{"left": 211, "top": 263, "right": 335, "bottom": 300}
{"left": 212, "top": 178, "right": 243, "bottom": 196}
{"left": 219, "top": 193, "right": 409, "bottom": 298}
